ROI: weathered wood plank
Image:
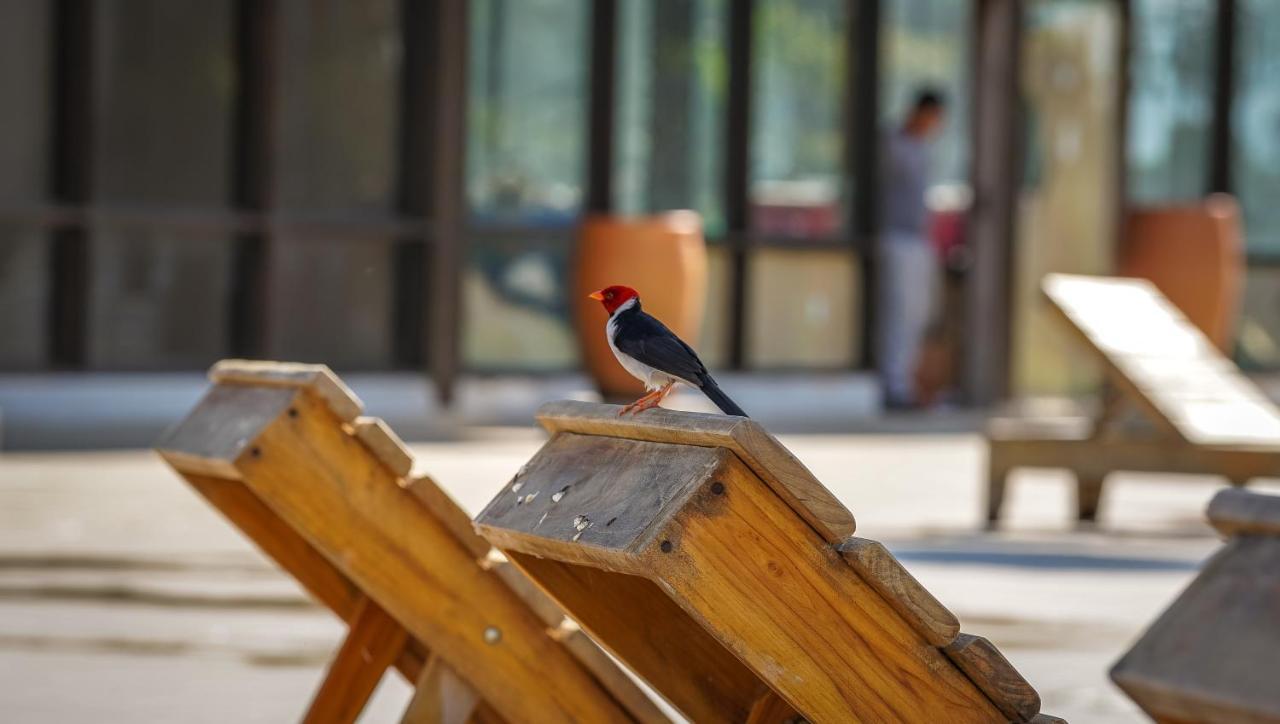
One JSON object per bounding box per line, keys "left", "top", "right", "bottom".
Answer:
{"left": 1112, "top": 536, "right": 1280, "bottom": 723}
{"left": 535, "top": 400, "right": 856, "bottom": 543}
{"left": 648, "top": 454, "right": 1002, "bottom": 722}
{"left": 477, "top": 432, "right": 726, "bottom": 572}
{"left": 1207, "top": 488, "right": 1280, "bottom": 538}
{"left": 209, "top": 359, "right": 363, "bottom": 422}
{"left": 237, "top": 390, "right": 637, "bottom": 724}
{"left": 944, "top": 633, "right": 1041, "bottom": 722}
{"left": 303, "top": 596, "right": 409, "bottom": 724}
{"left": 156, "top": 384, "right": 299, "bottom": 480}
{"left": 354, "top": 416, "right": 415, "bottom": 479}
{"left": 837, "top": 537, "right": 960, "bottom": 646}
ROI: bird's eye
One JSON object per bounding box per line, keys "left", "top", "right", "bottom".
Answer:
{"left": 605, "top": 291, "right": 614, "bottom": 299}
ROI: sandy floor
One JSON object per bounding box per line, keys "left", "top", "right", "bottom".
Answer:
{"left": 2, "top": 429, "right": 1274, "bottom": 723}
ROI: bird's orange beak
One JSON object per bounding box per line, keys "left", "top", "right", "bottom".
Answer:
{"left": 588, "top": 290, "right": 605, "bottom": 301}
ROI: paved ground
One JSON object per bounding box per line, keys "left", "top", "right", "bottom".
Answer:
{"left": 1, "top": 428, "right": 1273, "bottom": 723}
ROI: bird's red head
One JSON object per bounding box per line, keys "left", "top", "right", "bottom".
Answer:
{"left": 588, "top": 285, "right": 640, "bottom": 315}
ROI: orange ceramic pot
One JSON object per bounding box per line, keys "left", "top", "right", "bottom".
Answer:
{"left": 573, "top": 211, "right": 707, "bottom": 399}
{"left": 1120, "top": 194, "right": 1244, "bottom": 351}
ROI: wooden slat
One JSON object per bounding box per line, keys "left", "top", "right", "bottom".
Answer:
{"left": 744, "top": 692, "right": 800, "bottom": 724}
{"left": 354, "top": 416, "right": 415, "bottom": 479}
{"left": 1043, "top": 274, "right": 1280, "bottom": 449}
{"left": 837, "top": 537, "right": 960, "bottom": 646}
{"left": 405, "top": 473, "right": 493, "bottom": 560}
{"left": 400, "top": 655, "right": 482, "bottom": 724}
{"left": 209, "top": 358, "right": 363, "bottom": 422}
{"left": 237, "top": 389, "right": 637, "bottom": 724}
{"left": 944, "top": 633, "right": 1041, "bottom": 722}
{"left": 303, "top": 596, "right": 409, "bottom": 724}
{"left": 535, "top": 400, "right": 856, "bottom": 543}
{"left": 156, "top": 384, "right": 299, "bottom": 481}
{"left": 550, "top": 621, "right": 670, "bottom": 724}
{"left": 1207, "top": 488, "right": 1280, "bottom": 538}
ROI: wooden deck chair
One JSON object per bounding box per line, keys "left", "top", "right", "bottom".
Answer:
{"left": 1112, "top": 487, "right": 1280, "bottom": 722}
{"left": 475, "top": 401, "right": 1064, "bottom": 723}
{"left": 156, "top": 361, "right": 666, "bottom": 724}
{"left": 987, "top": 274, "right": 1280, "bottom": 526}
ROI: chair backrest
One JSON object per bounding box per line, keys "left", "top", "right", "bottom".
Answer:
{"left": 157, "top": 361, "right": 666, "bottom": 724}
{"left": 476, "top": 400, "right": 1055, "bottom": 723}
{"left": 1044, "top": 273, "right": 1280, "bottom": 448}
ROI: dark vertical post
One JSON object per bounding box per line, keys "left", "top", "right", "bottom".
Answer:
{"left": 229, "top": 0, "right": 279, "bottom": 359}
{"left": 48, "top": 0, "right": 93, "bottom": 368}
{"left": 396, "top": 0, "right": 430, "bottom": 369}
{"left": 724, "top": 0, "right": 753, "bottom": 370}
{"left": 586, "top": 0, "right": 618, "bottom": 212}
{"left": 1209, "top": 0, "right": 1237, "bottom": 193}
{"left": 964, "top": 0, "right": 1022, "bottom": 405}
{"left": 647, "top": 0, "right": 696, "bottom": 210}
{"left": 850, "top": 0, "right": 881, "bottom": 370}
{"left": 1115, "top": 0, "right": 1132, "bottom": 263}
{"left": 413, "top": 0, "right": 468, "bottom": 405}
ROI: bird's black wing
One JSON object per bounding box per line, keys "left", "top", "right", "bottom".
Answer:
{"left": 612, "top": 309, "right": 709, "bottom": 385}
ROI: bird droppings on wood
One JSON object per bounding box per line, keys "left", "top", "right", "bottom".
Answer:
{"left": 573, "top": 515, "right": 590, "bottom": 531}
{"left": 551, "top": 485, "right": 570, "bottom": 503}
{"left": 510, "top": 480, "right": 524, "bottom": 494}
{"left": 517, "top": 491, "right": 539, "bottom": 506}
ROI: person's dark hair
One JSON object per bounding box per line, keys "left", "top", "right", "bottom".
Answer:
{"left": 912, "top": 87, "right": 947, "bottom": 113}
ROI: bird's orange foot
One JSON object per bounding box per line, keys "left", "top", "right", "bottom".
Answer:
{"left": 619, "top": 395, "right": 662, "bottom": 416}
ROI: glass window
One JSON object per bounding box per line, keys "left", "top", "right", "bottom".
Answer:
{"left": 0, "top": 230, "right": 48, "bottom": 369}
{"left": 266, "top": 237, "right": 395, "bottom": 370}
{"left": 1011, "top": 0, "right": 1121, "bottom": 395}
{"left": 614, "top": 0, "right": 728, "bottom": 235}
{"left": 0, "top": 1, "right": 50, "bottom": 203}
{"left": 880, "top": 0, "right": 972, "bottom": 188}
{"left": 277, "top": 0, "right": 401, "bottom": 213}
{"left": 463, "top": 239, "right": 577, "bottom": 370}
{"left": 1233, "top": 0, "right": 1280, "bottom": 254}
{"left": 746, "top": 248, "right": 859, "bottom": 368}
{"left": 468, "top": 0, "right": 589, "bottom": 226}
{"left": 92, "top": 0, "right": 234, "bottom": 204}
{"left": 1238, "top": 266, "right": 1280, "bottom": 371}
{"left": 88, "top": 231, "right": 232, "bottom": 369}
{"left": 1127, "top": 0, "right": 1214, "bottom": 204}
{"left": 750, "top": 0, "right": 850, "bottom": 239}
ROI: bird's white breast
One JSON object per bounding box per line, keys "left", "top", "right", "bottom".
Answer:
{"left": 605, "top": 299, "right": 674, "bottom": 391}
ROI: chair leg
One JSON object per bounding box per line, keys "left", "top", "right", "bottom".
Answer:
{"left": 1075, "top": 474, "right": 1106, "bottom": 525}
{"left": 985, "top": 464, "right": 1010, "bottom": 529}
{"left": 303, "top": 596, "right": 408, "bottom": 724}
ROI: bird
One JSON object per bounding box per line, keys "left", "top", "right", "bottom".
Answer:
{"left": 588, "top": 285, "right": 747, "bottom": 417}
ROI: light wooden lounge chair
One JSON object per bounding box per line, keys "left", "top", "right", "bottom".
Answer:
{"left": 156, "top": 361, "right": 665, "bottom": 724}
{"left": 1112, "top": 487, "right": 1280, "bottom": 722}
{"left": 476, "top": 401, "right": 1063, "bottom": 723}
{"left": 987, "top": 274, "right": 1280, "bottom": 526}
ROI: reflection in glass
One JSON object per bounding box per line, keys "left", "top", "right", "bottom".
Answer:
{"left": 463, "top": 240, "right": 577, "bottom": 370}
{"left": 1127, "top": 0, "right": 1213, "bottom": 203}
{"left": 92, "top": 0, "right": 234, "bottom": 205}
{"left": 880, "top": 0, "right": 971, "bottom": 188}
{"left": 0, "top": 230, "right": 48, "bottom": 369}
{"left": 751, "top": 0, "right": 849, "bottom": 239}
{"left": 468, "top": 0, "right": 588, "bottom": 225}
{"left": 88, "top": 232, "right": 232, "bottom": 369}
{"left": 0, "top": 1, "right": 49, "bottom": 202}
{"left": 747, "top": 248, "right": 858, "bottom": 368}
{"left": 615, "top": 0, "right": 727, "bottom": 235}
{"left": 1233, "top": 0, "right": 1280, "bottom": 253}
{"left": 1012, "top": 0, "right": 1120, "bottom": 395}
{"left": 277, "top": 0, "right": 400, "bottom": 213}
{"left": 268, "top": 238, "right": 394, "bottom": 369}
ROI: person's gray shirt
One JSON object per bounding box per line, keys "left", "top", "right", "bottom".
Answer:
{"left": 882, "top": 128, "right": 929, "bottom": 238}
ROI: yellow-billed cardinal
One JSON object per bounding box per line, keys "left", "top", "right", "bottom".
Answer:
{"left": 589, "top": 285, "right": 747, "bottom": 417}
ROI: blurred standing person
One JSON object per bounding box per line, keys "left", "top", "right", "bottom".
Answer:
{"left": 878, "top": 88, "right": 947, "bottom": 409}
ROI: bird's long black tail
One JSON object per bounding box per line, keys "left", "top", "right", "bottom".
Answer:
{"left": 698, "top": 376, "right": 748, "bottom": 417}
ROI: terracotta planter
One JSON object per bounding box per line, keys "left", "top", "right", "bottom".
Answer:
{"left": 1120, "top": 194, "right": 1244, "bottom": 351}
{"left": 573, "top": 211, "right": 707, "bottom": 399}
